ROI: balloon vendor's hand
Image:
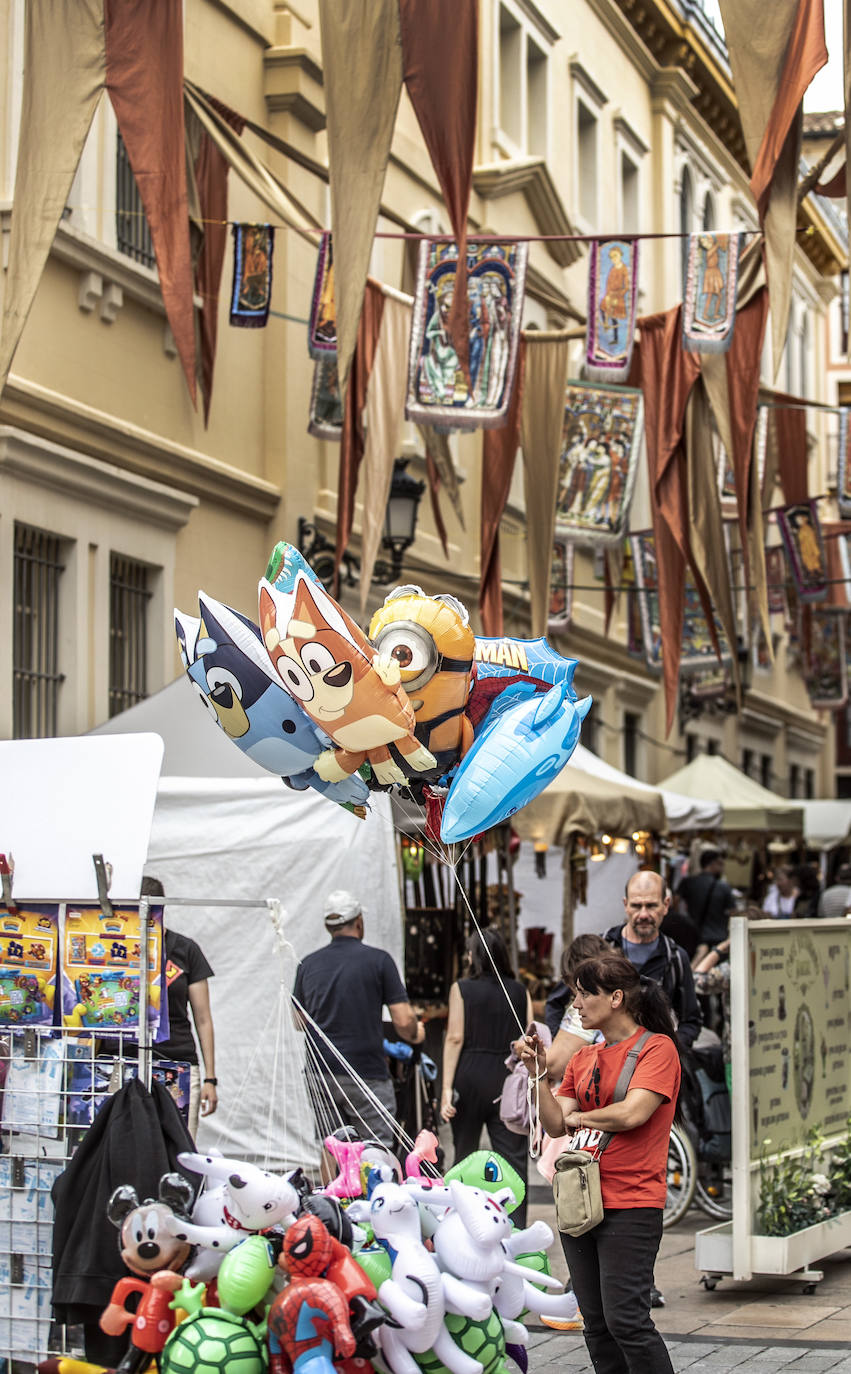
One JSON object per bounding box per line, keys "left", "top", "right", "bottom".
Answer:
{"left": 518, "top": 1024, "right": 546, "bottom": 1076}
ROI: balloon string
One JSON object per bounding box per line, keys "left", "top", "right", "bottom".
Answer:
{"left": 292, "top": 992, "right": 421, "bottom": 1161}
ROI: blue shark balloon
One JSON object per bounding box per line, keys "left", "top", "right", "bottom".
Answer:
{"left": 439, "top": 682, "right": 592, "bottom": 843}
{"left": 175, "top": 596, "right": 369, "bottom": 813}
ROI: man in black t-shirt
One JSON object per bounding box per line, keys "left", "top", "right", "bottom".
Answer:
{"left": 293, "top": 889, "right": 424, "bottom": 1149}
{"left": 677, "top": 848, "right": 735, "bottom": 961}
{"left": 143, "top": 876, "right": 217, "bottom": 1137}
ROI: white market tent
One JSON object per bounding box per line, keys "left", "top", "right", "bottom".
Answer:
{"left": 659, "top": 753, "right": 804, "bottom": 834}
{"left": 801, "top": 799, "right": 851, "bottom": 852}
{"left": 513, "top": 742, "right": 722, "bottom": 847}
{"left": 92, "top": 676, "right": 404, "bottom": 1173}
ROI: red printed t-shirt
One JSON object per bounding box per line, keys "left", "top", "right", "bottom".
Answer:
{"left": 557, "top": 1029, "right": 680, "bottom": 1209}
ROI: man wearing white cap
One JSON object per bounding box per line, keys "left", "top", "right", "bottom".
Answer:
{"left": 293, "top": 889, "right": 425, "bottom": 1147}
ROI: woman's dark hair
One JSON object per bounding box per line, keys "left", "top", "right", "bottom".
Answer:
{"left": 572, "top": 953, "right": 678, "bottom": 1045}
{"left": 464, "top": 927, "right": 515, "bottom": 980}
{"left": 572, "top": 951, "right": 683, "bottom": 1120}
{"left": 561, "top": 932, "right": 610, "bottom": 986}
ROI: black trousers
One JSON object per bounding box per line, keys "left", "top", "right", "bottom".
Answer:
{"left": 450, "top": 1108, "right": 529, "bottom": 1228}
{"left": 559, "top": 1207, "right": 672, "bottom": 1374}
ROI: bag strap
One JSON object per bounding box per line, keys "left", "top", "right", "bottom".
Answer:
{"left": 595, "top": 1030, "right": 653, "bottom": 1157}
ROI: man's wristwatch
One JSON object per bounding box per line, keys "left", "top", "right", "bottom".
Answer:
{"left": 204, "top": 1077, "right": 218, "bottom": 1086}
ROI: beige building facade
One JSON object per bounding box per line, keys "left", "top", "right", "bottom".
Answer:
{"left": 0, "top": 0, "right": 845, "bottom": 801}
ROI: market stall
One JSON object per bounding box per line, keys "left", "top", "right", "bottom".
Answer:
{"left": 658, "top": 754, "right": 804, "bottom": 834}
{"left": 93, "top": 676, "right": 403, "bottom": 1171}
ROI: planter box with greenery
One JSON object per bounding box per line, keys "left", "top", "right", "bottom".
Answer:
{"left": 696, "top": 1119, "right": 851, "bottom": 1279}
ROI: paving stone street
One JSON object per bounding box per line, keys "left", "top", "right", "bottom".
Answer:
{"left": 523, "top": 1188, "right": 851, "bottom": 1372}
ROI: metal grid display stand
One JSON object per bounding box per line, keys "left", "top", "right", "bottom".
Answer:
{"left": 0, "top": 893, "right": 282, "bottom": 1370}
{"left": 0, "top": 888, "right": 155, "bottom": 1372}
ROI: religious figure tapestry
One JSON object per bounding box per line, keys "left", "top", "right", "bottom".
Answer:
{"left": 307, "top": 357, "right": 343, "bottom": 440}
{"left": 584, "top": 239, "right": 638, "bottom": 382}
{"left": 765, "top": 545, "right": 789, "bottom": 619}
{"left": 838, "top": 407, "right": 851, "bottom": 519}
{"left": 230, "top": 224, "right": 274, "bottom": 327}
{"left": 632, "top": 531, "right": 731, "bottom": 677}
{"left": 776, "top": 499, "right": 828, "bottom": 603}
{"left": 406, "top": 238, "right": 528, "bottom": 431}
{"left": 548, "top": 539, "right": 574, "bottom": 632}
{"left": 804, "top": 611, "right": 847, "bottom": 709}
{"left": 554, "top": 383, "right": 643, "bottom": 548}
{"left": 682, "top": 232, "right": 742, "bottom": 353}
{"left": 308, "top": 232, "right": 337, "bottom": 358}
{"left": 630, "top": 532, "right": 662, "bottom": 673}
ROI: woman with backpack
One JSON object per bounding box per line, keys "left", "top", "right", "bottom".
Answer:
{"left": 521, "top": 952, "right": 681, "bottom": 1374}
{"left": 440, "top": 928, "right": 532, "bottom": 1226}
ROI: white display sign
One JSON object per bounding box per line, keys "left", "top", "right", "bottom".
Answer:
{"left": 0, "top": 734, "right": 163, "bottom": 899}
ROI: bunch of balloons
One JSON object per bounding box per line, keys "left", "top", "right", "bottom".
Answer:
{"left": 175, "top": 542, "right": 590, "bottom": 842}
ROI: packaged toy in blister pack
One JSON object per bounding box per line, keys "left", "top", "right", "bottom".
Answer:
{"left": 60, "top": 904, "right": 164, "bottom": 1036}
{"left": 0, "top": 905, "right": 59, "bottom": 1026}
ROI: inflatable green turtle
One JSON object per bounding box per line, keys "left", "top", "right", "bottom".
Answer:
{"left": 161, "top": 1308, "right": 267, "bottom": 1374}
{"left": 412, "top": 1310, "right": 508, "bottom": 1374}
{"left": 161, "top": 1236, "right": 274, "bottom": 1374}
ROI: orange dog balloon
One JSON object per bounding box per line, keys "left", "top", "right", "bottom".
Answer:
{"left": 258, "top": 573, "right": 436, "bottom": 786}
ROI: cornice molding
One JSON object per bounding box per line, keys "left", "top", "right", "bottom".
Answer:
{"left": 513, "top": 0, "right": 561, "bottom": 45}
{"left": 612, "top": 113, "right": 650, "bottom": 158}
{"left": 585, "top": 0, "right": 657, "bottom": 81}
{"left": 0, "top": 424, "right": 198, "bottom": 531}
{"left": 472, "top": 159, "right": 581, "bottom": 268}
{"left": 651, "top": 65, "right": 699, "bottom": 118}
{"left": 0, "top": 376, "right": 281, "bottom": 522}
{"left": 263, "top": 47, "right": 326, "bottom": 132}
{"left": 568, "top": 57, "right": 608, "bottom": 111}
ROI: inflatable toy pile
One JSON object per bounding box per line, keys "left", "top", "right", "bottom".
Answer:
{"left": 42, "top": 1139, "right": 579, "bottom": 1374}
{"left": 175, "top": 543, "right": 590, "bottom": 843}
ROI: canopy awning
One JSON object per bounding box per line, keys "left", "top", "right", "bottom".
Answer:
{"left": 658, "top": 753, "right": 804, "bottom": 834}
{"left": 802, "top": 799, "right": 851, "bottom": 851}
{"left": 512, "top": 744, "right": 720, "bottom": 846}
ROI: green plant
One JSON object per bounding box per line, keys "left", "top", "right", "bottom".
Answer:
{"left": 828, "top": 1114, "right": 851, "bottom": 1213}
{"left": 757, "top": 1127, "right": 833, "bottom": 1237}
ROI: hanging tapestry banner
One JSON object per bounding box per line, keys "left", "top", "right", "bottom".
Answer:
{"left": 838, "top": 408, "right": 851, "bottom": 518}
{"left": 804, "top": 611, "right": 847, "bottom": 709}
{"left": 307, "top": 357, "right": 343, "bottom": 440}
{"left": 776, "top": 499, "right": 828, "bottom": 603}
{"left": 554, "top": 382, "right": 643, "bottom": 548}
{"left": 765, "top": 545, "right": 789, "bottom": 618}
{"left": 630, "top": 532, "right": 662, "bottom": 673}
{"left": 308, "top": 232, "right": 336, "bottom": 358}
{"left": 230, "top": 224, "right": 274, "bottom": 327}
{"left": 632, "top": 531, "right": 731, "bottom": 677}
{"left": 548, "top": 539, "right": 575, "bottom": 632}
{"left": 406, "top": 238, "right": 528, "bottom": 431}
{"left": 584, "top": 238, "right": 639, "bottom": 382}
{"left": 682, "top": 232, "right": 743, "bottom": 354}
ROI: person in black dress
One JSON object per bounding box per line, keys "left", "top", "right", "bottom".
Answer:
{"left": 440, "top": 928, "right": 532, "bottom": 1225}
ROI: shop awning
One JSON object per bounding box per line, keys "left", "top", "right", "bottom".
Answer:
{"left": 512, "top": 744, "right": 720, "bottom": 846}
{"left": 658, "top": 753, "right": 804, "bottom": 834}
{"left": 802, "top": 799, "right": 851, "bottom": 851}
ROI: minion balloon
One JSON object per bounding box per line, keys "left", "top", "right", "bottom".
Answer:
{"left": 369, "top": 586, "right": 476, "bottom": 779}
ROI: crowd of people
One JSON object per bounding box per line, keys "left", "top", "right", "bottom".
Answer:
{"left": 287, "top": 847, "right": 850, "bottom": 1374}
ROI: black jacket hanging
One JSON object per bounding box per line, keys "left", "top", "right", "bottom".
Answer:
{"left": 51, "top": 1077, "right": 197, "bottom": 1325}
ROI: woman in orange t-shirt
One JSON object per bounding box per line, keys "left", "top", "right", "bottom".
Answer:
{"left": 521, "top": 953, "right": 681, "bottom": 1374}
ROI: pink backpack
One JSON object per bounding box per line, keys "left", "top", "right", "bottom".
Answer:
{"left": 498, "top": 1020, "right": 551, "bottom": 1135}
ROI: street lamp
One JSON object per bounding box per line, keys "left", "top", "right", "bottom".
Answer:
{"left": 298, "top": 457, "right": 426, "bottom": 591}
{"left": 381, "top": 459, "right": 426, "bottom": 583}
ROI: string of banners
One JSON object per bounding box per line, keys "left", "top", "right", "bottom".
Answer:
{"left": 222, "top": 224, "right": 849, "bottom": 712}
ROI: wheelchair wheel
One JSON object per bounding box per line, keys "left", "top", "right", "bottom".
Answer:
{"left": 663, "top": 1123, "right": 697, "bottom": 1229}
{"left": 695, "top": 1161, "right": 733, "bottom": 1220}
